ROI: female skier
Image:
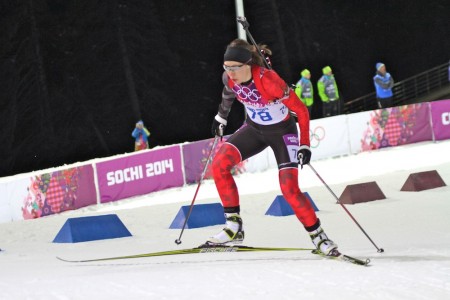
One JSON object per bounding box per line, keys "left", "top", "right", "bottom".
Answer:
{"left": 207, "top": 39, "right": 338, "bottom": 255}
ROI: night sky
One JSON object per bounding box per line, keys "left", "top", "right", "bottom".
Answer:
{"left": 1, "top": 0, "right": 449, "bottom": 177}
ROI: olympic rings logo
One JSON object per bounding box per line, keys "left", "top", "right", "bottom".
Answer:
{"left": 310, "top": 126, "right": 325, "bottom": 148}
{"left": 233, "top": 84, "right": 261, "bottom": 102}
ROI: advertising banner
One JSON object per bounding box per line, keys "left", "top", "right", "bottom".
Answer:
{"left": 430, "top": 99, "right": 450, "bottom": 140}
{"left": 23, "top": 166, "right": 97, "bottom": 219}
{"left": 246, "top": 148, "right": 274, "bottom": 172}
{"left": 348, "top": 104, "right": 433, "bottom": 153}
{"left": 347, "top": 111, "right": 374, "bottom": 153}
{"left": 309, "top": 115, "right": 351, "bottom": 160}
{"left": 0, "top": 178, "right": 28, "bottom": 223}
{"left": 96, "top": 146, "right": 184, "bottom": 203}
{"left": 0, "top": 165, "right": 97, "bottom": 223}
{"left": 182, "top": 137, "right": 248, "bottom": 184}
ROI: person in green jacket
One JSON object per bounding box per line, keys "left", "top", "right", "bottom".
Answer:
{"left": 317, "top": 66, "right": 340, "bottom": 117}
{"left": 295, "top": 69, "right": 314, "bottom": 116}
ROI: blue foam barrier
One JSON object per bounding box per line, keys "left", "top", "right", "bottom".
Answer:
{"left": 169, "top": 203, "right": 225, "bottom": 229}
{"left": 265, "top": 193, "right": 319, "bottom": 216}
{"left": 53, "top": 214, "right": 132, "bottom": 243}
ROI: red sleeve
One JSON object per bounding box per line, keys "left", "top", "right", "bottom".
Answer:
{"left": 282, "top": 90, "right": 311, "bottom": 146}
{"left": 259, "top": 69, "right": 310, "bottom": 146}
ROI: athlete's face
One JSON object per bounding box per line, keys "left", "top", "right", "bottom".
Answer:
{"left": 223, "top": 60, "right": 252, "bottom": 84}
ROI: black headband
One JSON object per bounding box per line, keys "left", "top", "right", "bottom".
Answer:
{"left": 224, "top": 46, "right": 252, "bottom": 63}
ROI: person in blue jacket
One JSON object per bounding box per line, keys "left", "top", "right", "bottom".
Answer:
{"left": 373, "top": 62, "right": 394, "bottom": 108}
{"left": 131, "top": 120, "right": 151, "bottom": 151}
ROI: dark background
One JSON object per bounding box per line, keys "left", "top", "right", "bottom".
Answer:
{"left": 1, "top": 0, "right": 449, "bottom": 177}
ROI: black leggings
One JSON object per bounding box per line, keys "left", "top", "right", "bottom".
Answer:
{"left": 226, "top": 116, "right": 299, "bottom": 169}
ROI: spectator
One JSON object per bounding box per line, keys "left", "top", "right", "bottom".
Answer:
{"left": 131, "top": 120, "right": 150, "bottom": 151}
{"left": 373, "top": 62, "right": 394, "bottom": 108}
{"left": 317, "top": 66, "right": 340, "bottom": 117}
{"left": 448, "top": 60, "right": 450, "bottom": 82}
{"left": 295, "top": 69, "right": 314, "bottom": 116}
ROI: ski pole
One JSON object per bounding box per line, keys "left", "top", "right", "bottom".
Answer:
{"left": 237, "top": 16, "right": 272, "bottom": 70}
{"left": 307, "top": 163, "right": 385, "bottom": 253}
{"left": 175, "top": 135, "right": 221, "bottom": 245}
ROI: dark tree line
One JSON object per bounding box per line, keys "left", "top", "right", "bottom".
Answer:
{"left": 1, "top": 0, "right": 449, "bottom": 177}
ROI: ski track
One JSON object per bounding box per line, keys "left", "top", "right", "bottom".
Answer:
{"left": 1, "top": 141, "right": 450, "bottom": 299}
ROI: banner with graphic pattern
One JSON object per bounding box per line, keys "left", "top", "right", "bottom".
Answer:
{"left": 0, "top": 165, "right": 96, "bottom": 223}
{"left": 348, "top": 104, "right": 433, "bottom": 153}
{"left": 430, "top": 99, "right": 450, "bottom": 140}
{"left": 1, "top": 101, "right": 449, "bottom": 223}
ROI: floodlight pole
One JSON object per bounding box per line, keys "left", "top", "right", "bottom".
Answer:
{"left": 235, "top": 0, "right": 247, "bottom": 40}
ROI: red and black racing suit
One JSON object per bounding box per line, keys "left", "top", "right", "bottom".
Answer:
{"left": 212, "top": 65, "right": 319, "bottom": 230}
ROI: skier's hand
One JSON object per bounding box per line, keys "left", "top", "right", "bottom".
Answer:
{"left": 211, "top": 114, "right": 227, "bottom": 137}
{"left": 297, "top": 145, "right": 311, "bottom": 167}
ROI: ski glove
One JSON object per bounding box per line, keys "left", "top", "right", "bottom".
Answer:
{"left": 211, "top": 114, "right": 227, "bottom": 137}
{"left": 297, "top": 145, "right": 311, "bottom": 167}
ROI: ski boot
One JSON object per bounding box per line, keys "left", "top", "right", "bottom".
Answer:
{"left": 205, "top": 213, "right": 245, "bottom": 245}
{"left": 308, "top": 226, "right": 338, "bottom": 256}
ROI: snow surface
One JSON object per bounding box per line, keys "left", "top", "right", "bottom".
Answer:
{"left": 1, "top": 140, "right": 450, "bottom": 300}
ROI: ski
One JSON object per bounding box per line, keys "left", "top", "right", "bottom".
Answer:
{"left": 57, "top": 244, "right": 314, "bottom": 263}
{"left": 312, "top": 249, "right": 370, "bottom": 266}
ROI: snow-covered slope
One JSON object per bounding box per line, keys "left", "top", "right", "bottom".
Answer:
{"left": 1, "top": 140, "right": 450, "bottom": 299}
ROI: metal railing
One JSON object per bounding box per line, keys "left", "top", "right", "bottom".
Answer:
{"left": 344, "top": 61, "right": 450, "bottom": 113}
